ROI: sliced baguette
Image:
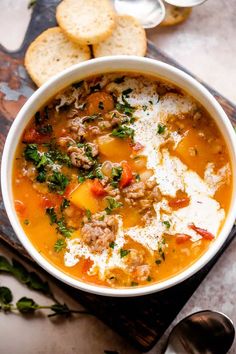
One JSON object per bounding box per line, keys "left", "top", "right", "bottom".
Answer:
{"left": 93, "top": 15, "right": 147, "bottom": 57}
{"left": 161, "top": 4, "right": 192, "bottom": 26}
{"left": 25, "top": 27, "right": 90, "bottom": 86}
{"left": 56, "top": 0, "right": 116, "bottom": 45}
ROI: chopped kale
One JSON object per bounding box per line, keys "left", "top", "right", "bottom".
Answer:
{"left": 105, "top": 197, "right": 123, "bottom": 214}
{"left": 24, "top": 144, "right": 40, "bottom": 164}
{"left": 120, "top": 249, "right": 130, "bottom": 258}
{"left": 115, "top": 95, "right": 134, "bottom": 116}
{"left": 56, "top": 219, "right": 73, "bottom": 237}
{"left": 60, "top": 198, "right": 70, "bottom": 212}
{"left": 122, "top": 88, "right": 133, "bottom": 96}
{"left": 135, "top": 174, "right": 141, "bottom": 182}
{"left": 37, "top": 124, "right": 53, "bottom": 135}
{"left": 45, "top": 145, "right": 71, "bottom": 167}
{"left": 47, "top": 171, "right": 69, "bottom": 193}
{"left": 111, "top": 125, "right": 134, "bottom": 140}
{"left": 54, "top": 239, "right": 66, "bottom": 253}
{"left": 157, "top": 124, "right": 166, "bottom": 134}
{"left": 131, "top": 281, "right": 139, "bottom": 287}
{"left": 163, "top": 221, "right": 171, "bottom": 229}
{"left": 36, "top": 170, "right": 46, "bottom": 183}
{"left": 110, "top": 166, "right": 123, "bottom": 187}
{"left": 109, "top": 241, "right": 117, "bottom": 249}
{"left": 78, "top": 176, "right": 85, "bottom": 183}
{"left": 46, "top": 208, "right": 57, "bottom": 224}
{"left": 85, "top": 209, "right": 92, "bottom": 221}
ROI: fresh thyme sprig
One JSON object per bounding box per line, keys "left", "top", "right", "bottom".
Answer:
{"left": 0, "top": 255, "right": 89, "bottom": 318}
{"left": 0, "top": 286, "right": 88, "bottom": 317}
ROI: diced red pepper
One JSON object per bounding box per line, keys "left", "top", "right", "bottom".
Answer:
{"left": 168, "top": 197, "right": 190, "bottom": 209}
{"left": 15, "top": 200, "right": 26, "bottom": 216}
{"left": 82, "top": 258, "right": 94, "bottom": 274}
{"left": 90, "top": 179, "right": 106, "bottom": 197}
{"left": 189, "top": 223, "right": 214, "bottom": 240}
{"left": 175, "top": 233, "right": 191, "bottom": 244}
{"left": 131, "top": 142, "right": 144, "bottom": 152}
{"left": 22, "top": 128, "right": 50, "bottom": 144}
{"left": 120, "top": 162, "right": 133, "bottom": 188}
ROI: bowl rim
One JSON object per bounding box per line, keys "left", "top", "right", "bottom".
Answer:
{"left": 1, "top": 55, "right": 236, "bottom": 297}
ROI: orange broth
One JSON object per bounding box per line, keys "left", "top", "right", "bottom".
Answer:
{"left": 12, "top": 73, "right": 232, "bottom": 288}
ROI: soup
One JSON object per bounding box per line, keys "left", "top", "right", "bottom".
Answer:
{"left": 12, "top": 73, "right": 232, "bottom": 288}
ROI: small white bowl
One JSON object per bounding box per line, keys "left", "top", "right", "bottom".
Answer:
{"left": 1, "top": 56, "right": 236, "bottom": 297}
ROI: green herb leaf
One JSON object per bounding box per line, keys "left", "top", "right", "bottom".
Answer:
{"left": 86, "top": 209, "right": 92, "bottom": 221}
{"left": 111, "top": 125, "right": 134, "bottom": 140}
{"left": 37, "top": 124, "right": 52, "bottom": 135}
{"left": 163, "top": 221, "right": 171, "bottom": 229}
{"left": 105, "top": 197, "right": 123, "bottom": 214}
{"left": 49, "top": 303, "right": 71, "bottom": 318}
{"left": 36, "top": 170, "right": 46, "bottom": 183}
{"left": 157, "top": 124, "right": 166, "bottom": 134}
{"left": 0, "top": 287, "right": 13, "bottom": 304}
{"left": 78, "top": 176, "right": 85, "bottom": 183}
{"left": 131, "top": 282, "right": 138, "bottom": 287}
{"left": 111, "top": 166, "right": 123, "bottom": 187}
{"left": 11, "top": 259, "right": 29, "bottom": 284}
{"left": 60, "top": 198, "right": 70, "bottom": 212}
{"left": 146, "top": 276, "right": 152, "bottom": 282}
{"left": 122, "top": 88, "right": 133, "bottom": 96}
{"left": 109, "top": 241, "right": 117, "bottom": 249}
{"left": 46, "top": 207, "right": 57, "bottom": 224}
{"left": 56, "top": 219, "right": 73, "bottom": 237}
{"left": 120, "top": 249, "right": 130, "bottom": 258}
{"left": 0, "top": 256, "right": 12, "bottom": 272}
{"left": 48, "top": 171, "right": 69, "bottom": 193}
{"left": 24, "top": 144, "right": 40, "bottom": 164}
{"left": 16, "top": 297, "right": 38, "bottom": 314}
{"left": 54, "top": 239, "right": 66, "bottom": 253}
{"left": 155, "top": 259, "right": 162, "bottom": 265}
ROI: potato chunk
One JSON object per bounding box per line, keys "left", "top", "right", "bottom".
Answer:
{"left": 69, "top": 180, "right": 100, "bottom": 213}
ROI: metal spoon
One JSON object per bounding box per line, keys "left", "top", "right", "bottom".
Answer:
{"left": 164, "top": 310, "right": 235, "bottom": 354}
{"left": 164, "top": 0, "right": 208, "bottom": 7}
{"left": 113, "top": 0, "right": 166, "bottom": 28}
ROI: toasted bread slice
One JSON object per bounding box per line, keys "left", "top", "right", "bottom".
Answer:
{"left": 93, "top": 15, "right": 147, "bottom": 57}
{"left": 161, "top": 4, "right": 192, "bottom": 26}
{"left": 25, "top": 27, "right": 90, "bottom": 86}
{"left": 56, "top": 0, "right": 115, "bottom": 45}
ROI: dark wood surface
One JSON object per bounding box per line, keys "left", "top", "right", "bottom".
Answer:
{"left": 0, "top": 1, "right": 235, "bottom": 351}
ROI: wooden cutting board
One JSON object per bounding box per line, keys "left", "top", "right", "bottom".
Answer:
{"left": 0, "top": 1, "right": 235, "bottom": 351}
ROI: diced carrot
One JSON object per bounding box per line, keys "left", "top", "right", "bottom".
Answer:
{"left": 90, "top": 179, "right": 106, "bottom": 197}
{"left": 120, "top": 161, "right": 133, "bottom": 188}
{"left": 168, "top": 197, "right": 190, "bottom": 209}
{"left": 22, "top": 128, "right": 50, "bottom": 144}
{"left": 15, "top": 200, "right": 26, "bottom": 216}
{"left": 175, "top": 234, "right": 191, "bottom": 244}
{"left": 189, "top": 223, "right": 214, "bottom": 240}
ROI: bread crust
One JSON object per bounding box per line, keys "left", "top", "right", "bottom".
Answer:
{"left": 160, "top": 4, "right": 192, "bottom": 26}
{"left": 56, "top": 0, "right": 116, "bottom": 45}
{"left": 93, "top": 15, "right": 147, "bottom": 58}
{"left": 25, "top": 27, "right": 90, "bottom": 86}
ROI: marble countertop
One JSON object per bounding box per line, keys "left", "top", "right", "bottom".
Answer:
{"left": 0, "top": 0, "right": 235, "bottom": 353}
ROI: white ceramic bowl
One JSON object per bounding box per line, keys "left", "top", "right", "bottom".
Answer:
{"left": 2, "top": 56, "right": 236, "bottom": 297}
